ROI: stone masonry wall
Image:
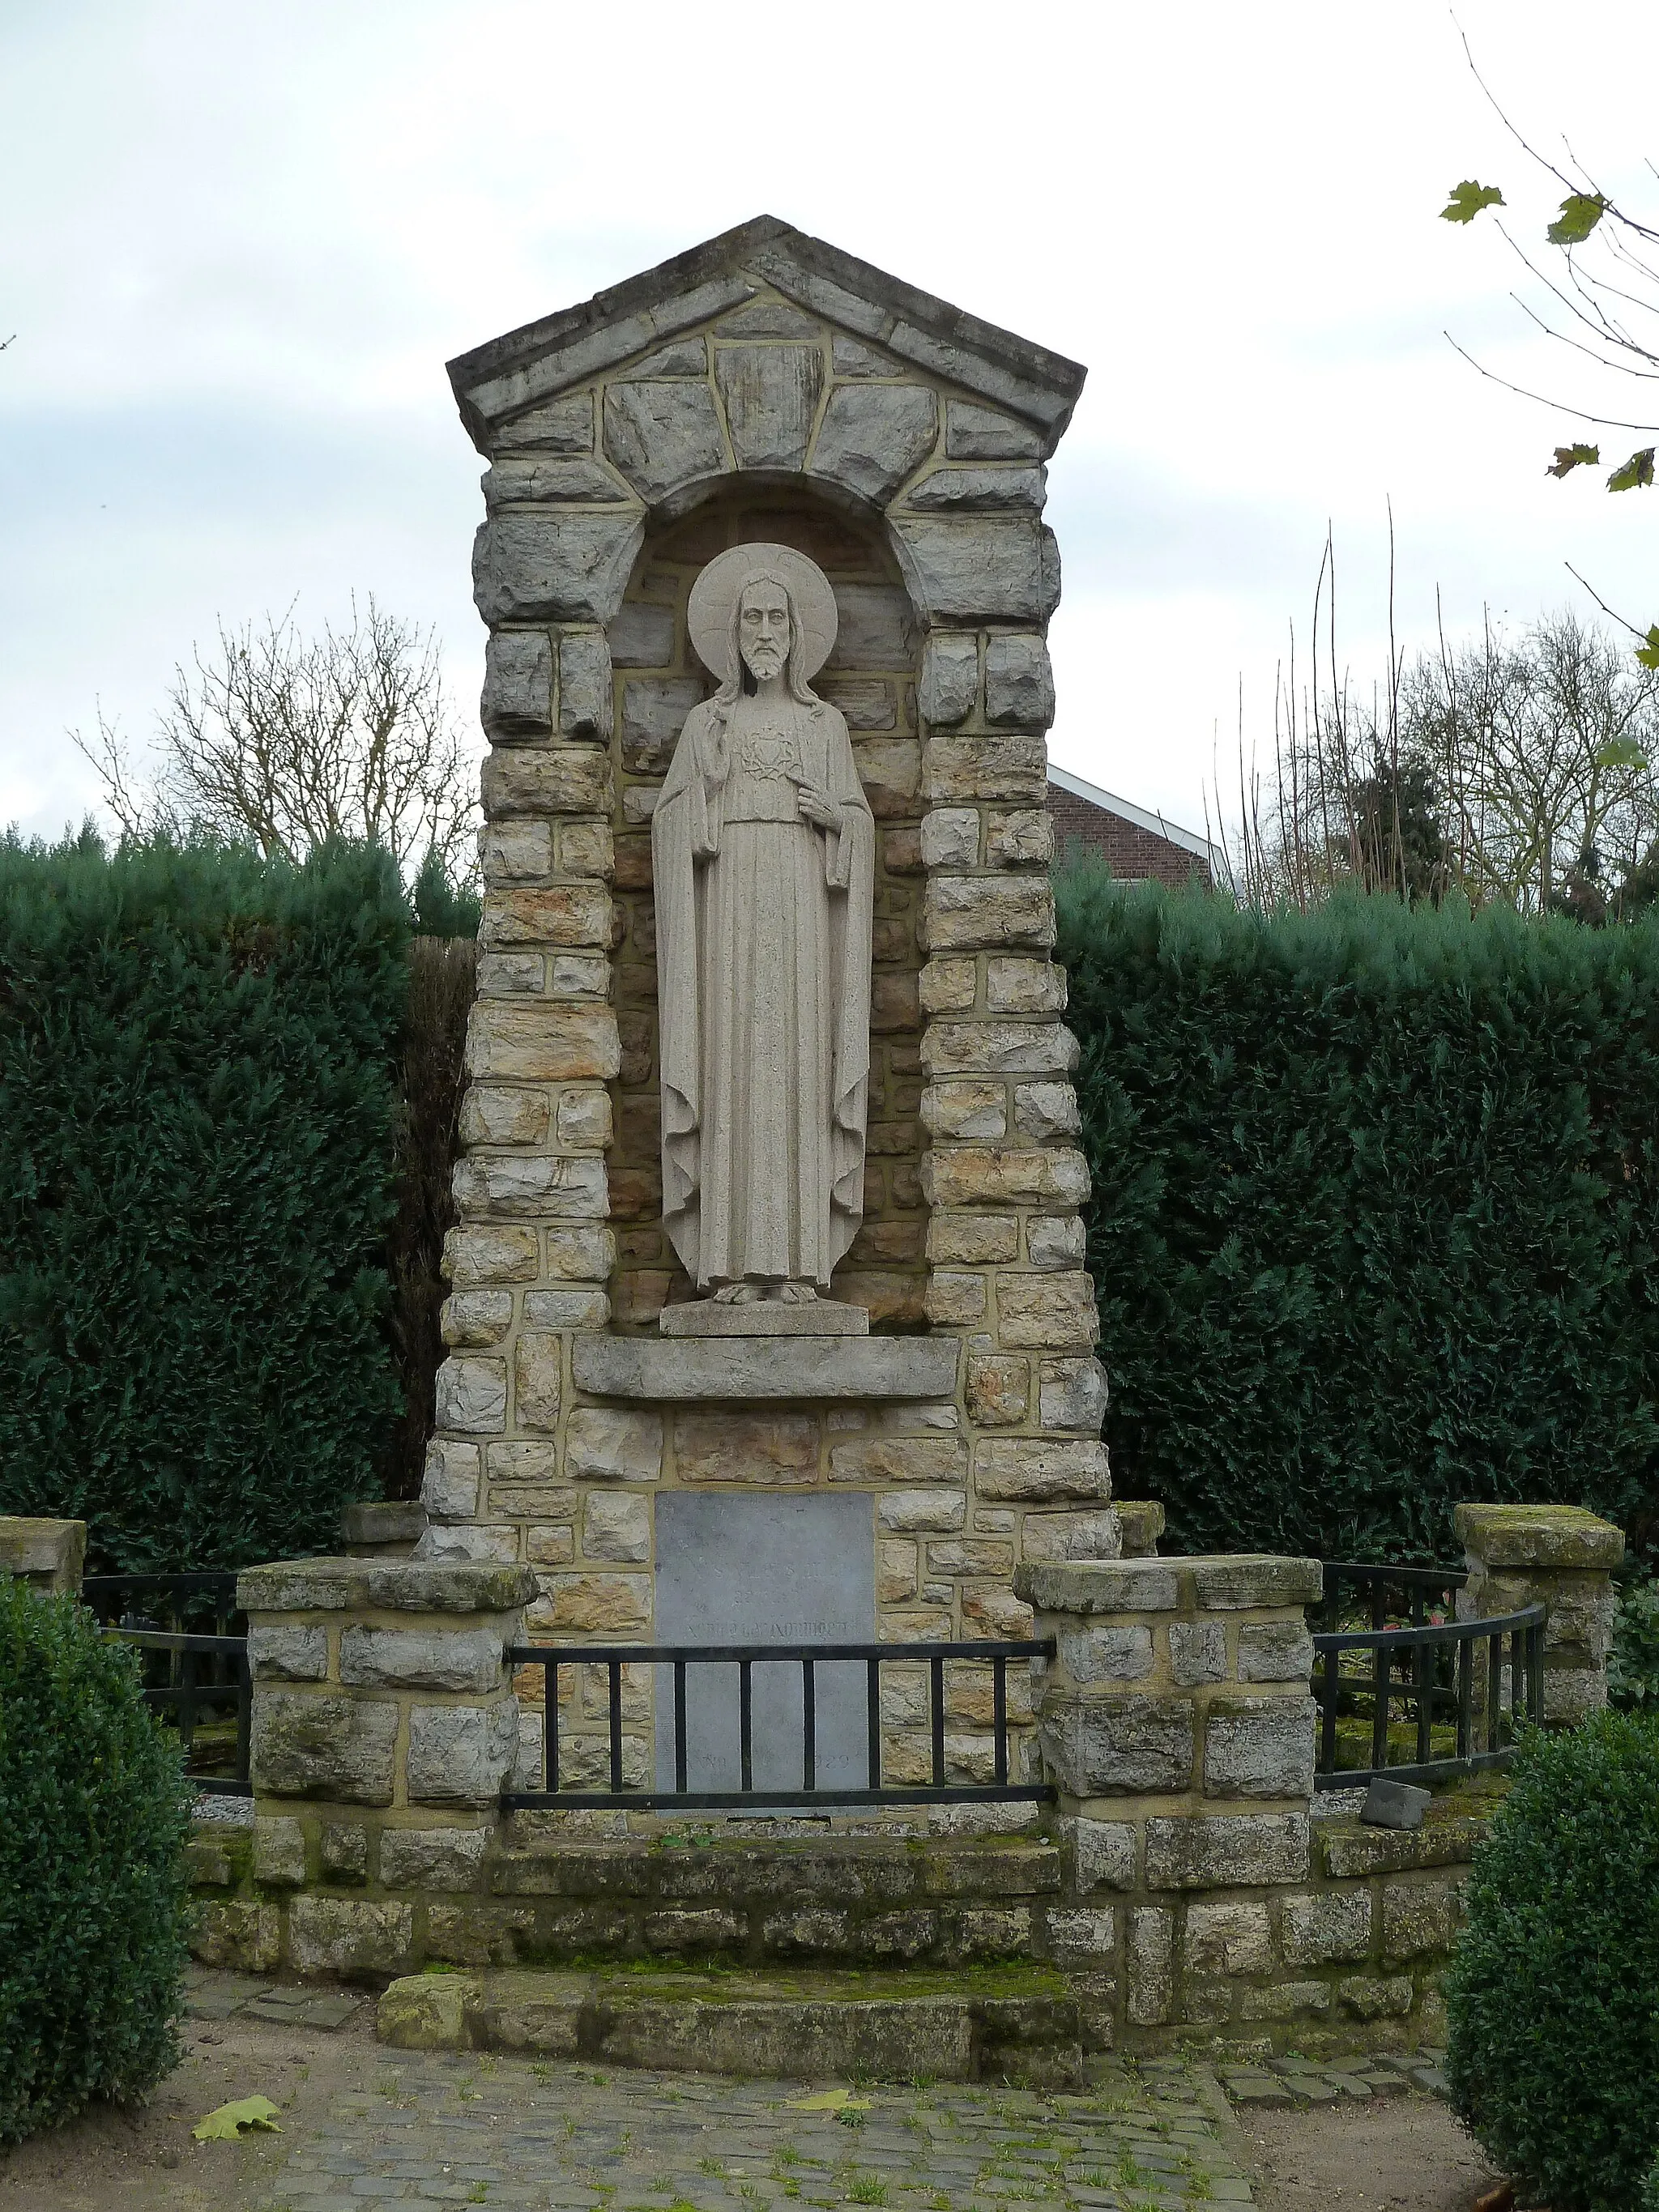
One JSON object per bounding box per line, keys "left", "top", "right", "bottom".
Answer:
{"left": 425, "top": 237, "right": 1115, "bottom": 1794}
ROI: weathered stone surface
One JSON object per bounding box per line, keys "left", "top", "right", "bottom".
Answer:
{"left": 1026, "top": 1215, "right": 1086, "bottom": 1271}
{"left": 923, "top": 1087, "right": 1008, "bottom": 1145}
{"left": 919, "top": 633, "right": 979, "bottom": 726}
{"left": 1058, "top": 1624, "right": 1154, "bottom": 1683}
{"left": 906, "top": 466, "right": 1046, "bottom": 513}
{"left": 556, "top": 633, "right": 612, "bottom": 740}
{"left": 1020, "top": 1510, "right": 1121, "bottom": 1563}
{"left": 878, "top": 1489, "right": 966, "bottom": 1533}
{"left": 522, "top": 1289, "right": 611, "bottom": 1330}
{"left": 1192, "top": 1558, "right": 1324, "bottom": 1609}
{"left": 985, "top": 809, "right": 1055, "bottom": 868}
{"left": 976, "top": 1438, "right": 1109, "bottom": 1502}
{"left": 253, "top": 1817, "right": 307, "bottom": 1887}
{"left": 945, "top": 402, "right": 1047, "bottom": 461}
{"left": 1382, "top": 1877, "right": 1464, "bottom": 1961}
{"left": 562, "top": 1408, "right": 664, "bottom": 1485}
{"left": 474, "top": 510, "right": 644, "bottom": 625}
{"left": 289, "top": 1895, "right": 414, "bottom": 1976}
{"left": 441, "top": 1291, "right": 514, "bottom": 1349}
{"left": 459, "top": 1086, "right": 550, "bottom": 1149}
{"left": 484, "top": 455, "right": 628, "bottom": 505}
{"left": 851, "top": 738, "right": 920, "bottom": 819}
{"left": 921, "top": 1019, "right": 1077, "bottom": 1077}
{"left": 1039, "top": 1694, "right": 1195, "bottom": 1795}
{"left": 676, "top": 1413, "right": 818, "bottom": 1484}
{"left": 995, "top": 1273, "right": 1101, "bottom": 1351}
{"left": 1186, "top": 1899, "right": 1273, "bottom": 1975}
{"left": 987, "top": 957, "right": 1067, "bottom": 1014}
{"left": 495, "top": 392, "right": 594, "bottom": 453}
{"left": 482, "top": 743, "right": 612, "bottom": 817}
{"left": 717, "top": 343, "right": 823, "bottom": 471}
{"left": 476, "top": 952, "right": 544, "bottom": 996}
{"left": 239, "top": 1558, "right": 538, "bottom": 1616}
{"left": 609, "top": 599, "right": 677, "bottom": 667}
{"left": 983, "top": 633, "right": 1056, "bottom": 727}
{"left": 555, "top": 1087, "right": 613, "bottom": 1149}
{"left": 891, "top": 515, "right": 1050, "bottom": 623}
{"left": 1204, "top": 1695, "right": 1316, "bottom": 1800}
{"left": 481, "top": 630, "right": 553, "bottom": 737}
{"left": 828, "top": 1436, "right": 966, "bottom": 1485}
{"left": 1114, "top": 1500, "right": 1165, "bottom": 1558}
{"left": 193, "top": 1899, "right": 282, "bottom": 1973}
{"left": 919, "top": 808, "right": 979, "bottom": 870}
{"left": 1020, "top": 1558, "right": 1175, "bottom": 1613}
{"left": 1237, "top": 1622, "right": 1316, "bottom": 1682}
{"left": 445, "top": 1226, "right": 539, "bottom": 1286}
{"left": 924, "top": 1272, "right": 987, "bottom": 1327}
{"left": 820, "top": 677, "right": 896, "bottom": 730}
{"left": 320, "top": 1822, "right": 369, "bottom": 1881}
{"left": 1126, "top": 1907, "right": 1172, "bottom": 2025}
{"left": 1337, "top": 1975, "right": 1414, "bottom": 2021}
{"left": 922, "top": 733, "right": 1047, "bottom": 805}
{"left": 1455, "top": 1502, "right": 1625, "bottom": 1571}
{"left": 923, "top": 875, "right": 1055, "bottom": 953}
{"left": 602, "top": 382, "right": 726, "bottom": 504}
{"left": 572, "top": 1335, "right": 960, "bottom": 1401}
{"left": 247, "top": 1623, "right": 327, "bottom": 1681}
{"left": 466, "top": 1004, "right": 621, "bottom": 1083}
{"left": 621, "top": 678, "right": 702, "bottom": 773}
{"left": 1282, "top": 1889, "right": 1373, "bottom": 1964}
{"left": 379, "top": 1826, "right": 491, "bottom": 1890}
{"left": 435, "top": 1356, "right": 508, "bottom": 1436}
{"left": 530, "top": 1573, "right": 651, "bottom": 1634}
{"left": 1066, "top": 1817, "right": 1137, "bottom": 1892}
{"left": 921, "top": 1147, "right": 1088, "bottom": 1208}
{"left": 827, "top": 583, "right": 915, "bottom": 671}
{"left": 1144, "top": 1813, "right": 1311, "bottom": 1889}
{"left": 454, "top": 1155, "right": 609, "bottom": 1221}
{"left": 811, "top": 383, "right": 937, "bottom": 503}
{"left": 1169, "top": 1621, "right": 1227, "bottom": 1687}
{"left": 1015, "top": 1082, "right": 1080, "bottom": 1142}
{"left": 251, "top": 1690, "right": 399, "bottom": 1805}
{"left": 966, "top": 1352, "right": 1030, "bottom": 1425}
{"left": 414, "top": 1524, "right": 523, "bottom": 1564}
{"left": 339, "top": 1625, "right": 509, "bottom": 1694}
{"left": 583, "top": 1490, "right": 651, "bottom": 1562}
{"left": 406, "top": 1699, "right": 522, "bottom": 1807}
{"left": 480, "top": 820, "right": 555, "bottom": 883}
{"left": 1038, "top": 1357, "right": 1108, "bottom": 1434}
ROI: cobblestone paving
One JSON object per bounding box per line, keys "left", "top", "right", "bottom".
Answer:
{"left": 253, "top": 2054, "right": 1253, "bottom": 2212}
{"left": 1215, "top": 2054, "right": 1448, "bottom": 2108}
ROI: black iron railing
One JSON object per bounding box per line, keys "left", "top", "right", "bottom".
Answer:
{"left": 83, "top": 1573, "right": 250, "bottom": 1796}
{"left": 505, "top": 1638, "right": 1056, "bottom": 1811}
{"left": 1312, "top": 1563, "right": 1546, "bottom": 1788}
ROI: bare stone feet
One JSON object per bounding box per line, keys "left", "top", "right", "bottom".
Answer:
{"left": 711, "top": 1282, "right": 761, "bottom": 1305}
{"left": 771, "top": 1281, "right": 818, "bottom": 1304}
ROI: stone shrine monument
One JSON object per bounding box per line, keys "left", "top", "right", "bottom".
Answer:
{"left": 422, "top": 215, "right": 1115, "bottom": 1794}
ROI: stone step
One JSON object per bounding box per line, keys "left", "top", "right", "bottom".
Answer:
{"left": 377, "top": 1964, "right": 1085, "bottom": 2086}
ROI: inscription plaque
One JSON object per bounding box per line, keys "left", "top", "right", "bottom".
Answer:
{"left": 653, "top": 1491, "right": 875, "bottom": 1796}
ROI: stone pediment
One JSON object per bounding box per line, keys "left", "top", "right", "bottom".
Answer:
{"left": 448, "top": 215, "right": 1086, "bottom": 459}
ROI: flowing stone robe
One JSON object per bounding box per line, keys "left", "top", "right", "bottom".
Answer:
{"left": 653, "top": 691, "right": 874, "bottom": 1290}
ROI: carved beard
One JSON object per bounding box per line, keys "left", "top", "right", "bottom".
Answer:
{"left": 741, "top": 637, "right": 787, "bottom": 683}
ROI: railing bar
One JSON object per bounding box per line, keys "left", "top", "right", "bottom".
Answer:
{"left": 802, "top": 1660, "right": 816, "bottom": 1795}
{"left": 1530, "top": 1622, "right": 1546, "bottom": 1725}
{"left": 930, "top": 1655, "right": 945, "bottom": 1787}
{"left": 993, "top": 1656, "right": 1008, "bottom": 1788}
{"left": 674, "top": 1660, "right": 688, "bottom": 1794}
{"left": 608, "top": 1661, "right": 623, "bottom": 1793}
{"left": 866, "top": 1658, "right": 881, "bottom": 1790}
{"left": 1487, "top": 1630, "right": 1503, "bottom": 1755}
{"left": 740, "top": 1660, "right": 753, "bottom": 1793}
{"left": 179, "top": 1645, "right": 198, "bottom": 1762}
{"left": 1414, "top": 1637, "right": 1432, "bottom": 1767}
{"left": 1456, "top": 1634, "right": 1473, "bottom": 1762}
{"left": 1370, "top": 1634, "right": 1389, "bottom": 1774}
{"left": 234, "top": 1650, "right": 252, "bottom": 1789}
{"left": 1319, "top": 1638, "right": 1340, "bottom": 1778}
{"left": 546, "top": 1656, "right": 560, "bottom": 1793}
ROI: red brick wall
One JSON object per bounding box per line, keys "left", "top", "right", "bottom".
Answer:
{"left": 1048, "top": 786, "right": 1212, "bottom": 887}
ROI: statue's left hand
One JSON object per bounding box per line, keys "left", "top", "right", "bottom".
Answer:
{"left": 797, "top": 782, "right": 842, "bottom": 831}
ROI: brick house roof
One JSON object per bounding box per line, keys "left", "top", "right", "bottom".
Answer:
{"left": 1048, "top": 763, "right": 1219, "bottom": 888}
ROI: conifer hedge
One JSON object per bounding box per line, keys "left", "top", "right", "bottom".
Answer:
{"left": 1056, "top": 866, "right": 1659, "bottom": 1563}
{"left": 0, "top": 833, "right": 410, "bottom": 1573}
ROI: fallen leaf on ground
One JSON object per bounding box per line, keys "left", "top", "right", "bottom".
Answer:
{"left": 789, "top": 2088, "right": 871, "bottom": 2112}
{"left": 1472, "top": 2185, "right": 1514, "bottom": 2212}
{"left": 192, "top": 2095, "right": 283, "bottom": 2141}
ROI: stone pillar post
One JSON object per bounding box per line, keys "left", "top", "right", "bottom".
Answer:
{"left": 0, "top": 1516, "right": 86, "bottom": 1594}
{"left": 1017, "top": 1554, "right": 1320, "bottom": 2034}
{"left": 237, "top": 1557, "right": 538, "bottom": 1978}
{"left": 1454, "top": 1503, "right": 1624, "bottom": 1724}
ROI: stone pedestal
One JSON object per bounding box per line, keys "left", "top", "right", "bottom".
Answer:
{"left": 1454, "top": 1503, "right": 1623, "bottom": 1724}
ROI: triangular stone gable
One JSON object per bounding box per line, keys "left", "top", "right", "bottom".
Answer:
{"left": 448, "top": 215, "right": 1087, "bottom": 454}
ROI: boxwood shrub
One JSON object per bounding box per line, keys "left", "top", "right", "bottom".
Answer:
{"left": 0, "top": 1580, "right": 192, "bottom": 2142}
{"left": 1444, "top": 1709, "right": 1659, "bottom": 2210}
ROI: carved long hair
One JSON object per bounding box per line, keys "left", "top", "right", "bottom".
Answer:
{"left": 709, "top": 570, "right": 820, "bottom": 735}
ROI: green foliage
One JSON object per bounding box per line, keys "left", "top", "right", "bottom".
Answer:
{"left": 0, "top": 832, "right": 410, "bottom": 1571}
{"left": 0, "top": 1582, "right": 192, "bottom": 2143}
{"left": 1444, "top": 1711, "right": 1659, "bottom": 2210}
{"left": 1610, "top": 1575, "right": 1659, "bottom": 1711}
{"left": 1609, "top": 446, "right": 1657, "bottom": 494}
{"left": 1548, "top": 190, "right": 1610, "bottom": 245}
{"left": 1640, "top": 629, "right": 1659, "bottom": 676}
{"left": 1643, "top": 2153, "right": 1659, "bottom": 2212}
{"left": 1548, "top": 443, "right": 1601, "bottom": 477}
{"left": 1056, "top": 863, "right": 1659, "bottom": 1562}
{"left": 1440, "top": 179, "right": 1504, "bottom": 224}
{"left": 410, "top": 845, "right": 480, "bottom": 939}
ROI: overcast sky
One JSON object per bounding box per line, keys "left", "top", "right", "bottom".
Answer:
{"left": 3, "top": 0, "right": 1657, "bottom": 850}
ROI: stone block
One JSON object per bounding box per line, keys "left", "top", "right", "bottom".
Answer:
{"left": 495, "top": 392, "right": 593, "bottom": 453}
{"left": 977, "top": 1438, "right": 1109, "bottom": 1502}
{"left": 480, "top": 630, "right": 552, "bottom": 737}
{"left": 484, "top": 455, "right": 628, "bottom": 505}
{"left": 1361, "top": 1777, "right": 1431, "bottom": 1830}
{"left": 1454, "top": 1502, "right": 1624, "bottom": 1571}
{"left": 514, "top": 1335, "right": 563, "bottom": 1433}
{"left": 527, "top": 1525, "right": 575, "bottom": 1565}
{"left": 415, "top": 1524, "right": 522, "bottom": 1564}
{"left": 1204, "top": 1694, "right": 1316, "bottom": 1801}
{"left": 1068, "top": 1817, "right": 1138, "bottom": 1892}
{"left": 922, "top": 1083, "right": 1006, "bottom": 1143}
{"left": 289, "top": 1895, "right": 413, "bottom": 1978}
{"left": 919, "top": 633, "right": 979, "bottom": 726}
{"left": 621, "top": 678, "right": 702, "bottom": 773}
{"left": 252, "top": 1691, "right": 399, "bottom": 1806}
{"left": 253, "top": 1816, "right": 307, "bottom": 1887}
{"left": 406, "top": 1698, "right": 522, "bottom": 1807}
{"left": 544, "top": 1225, "right": 618, "bottom": 1281}
{"left": 921, "top": 1018, "right": 1077, "bottom": 1078}
{"left": 985, "top": 809, "right": 1055, "bottom": 868}
{"left": 829, "top": 584, "right": 915, "bottom": 670}
{"left": 676, "top": 1413, "right": 818, "bottom": 1484}
{"left": 945, "top": 402, "right": 1047, "bottom": 460}
{"left": 1192, "top": 1557, "right": 1324, "bottom": 1609}
{"left": 444, "top": 1226, "right": 539, "bottom": 1286}
{"left": 919, "top": 808, "right": 979, "bottom": 869}
{"left": 529, "top": 1573, "right": 651, "bottom": 1634}
{"left": 461, "top": 1076, "right": 552, "bottom": 1144}
{"left": 1282, "top": 1889, "right": 1373, "bottom": 1964}
{"left": 1058, "top": 1624, "right": 1154, "bottom": 1683}
{"left": 320, "top": 1822, "right": 369, "bottom": 1882}
{"left": 922, "top": 733, "right": 1048, "bottom": 805}
{"left": 1045, "top": 1907, "right": 1116, "bottom": 1964}
{"left": 921, "top": 1147, "right": 1089, "bottom": 1208}
{"left": 1019, "top": 1510, "right": 1121, "bottom": 1563}
{"left": 474, "top": 510, "right": 644, "bottom": 626}
{"left": 1019, "top": 1557, "right": 1175, "bottom": 1613}
{"left": 1381, "top": 1877, "right": 1464, "bottom": 1961}
{"left": 1241, "top": 1980, "right": 1333, "bottom": 2022}
{"left": 426, "top": 1902, "right": 536, "bottom": 1966}
{"left": 522, "top": 1289, "right": 610, "bottom": 1329}
{"left": 557, "top": 632, "right": 612, "bottom": 740}
{"left": 851, "top": 738, "right": 921, "bottom": 819}
{"left": 609, "top": 599, "right": 676, "bottom": 667}
{"left": 247, "top": 1624, "right": 327, "bottom": 1682}
{"left": 434, "top": 1356, "right": 508, "bottom": 1436}
{"left": 985, "top": 958, "right": 1067, "bottom": 1015}
{"left": 465, "top": 1004, "right": 621, "bottom": 1084}
{"left": 1038, "top": 1357, "right": 1108, "bottom": 1434}
{"left": 930, "top": 1219, "right": 1018, "bottom": 1272}
{"left": 1237, "top": 1622, "right": 1316, "bottom": 1682}
{"left": 1026, "top": 1215, "right": 1086, "bottom": 1272}
{"left": 907, "top": 466, "right": 1046, "bottom": 512}
{"left": 476, "top": 951, "right": 543, "bottom": 995}
{"left": 919, "top": 957, "right": 977, "bottom": 1014}
{"left": 1127, "top": 1907, "right": 1172, "bottom": 2025}
{"left": 993, "top": 1274, "right": 1101, "bottom": 1352}
{"left": 481, "top": 744, "right": 613, "bottom": 818}
{"left": 717, "top": 342, "right": 822, "bottom": 470}
{"left": 480, "top": 820, "right": 555, "bottom": 882}
{"left": 966, "top": 1353, "right": 1030, "bottom": 1426}
{"left": 924, "top": 1270, "right": 987, "bottom": 1328}
{"left": 339, "top": 1626, "right": 509, "bottom": 1694}
{"left": 239, "top": 1558, "right": 538, "bottom": 1615}
{"left": 602, "top": 381, "right": 726, "bottom": 504}
{"left": 811, "top": 382, "right": 937, "bottom": 503}
{"left": 557, "top": 820, "right": 612, "bottom": 876}
{"left": 891, "top": 515, "right": 1050, "bottom": 623}
{"left": 983, "top": 633, "right": 1056, "bottom": 727}
{"left": 828, "top": 1436, "right": 966, "bottom": 1485}
{"left": 583, "top": 1490, "right": 651, "bottom": 1563}
{"left": 556, "top": 1089, "right": 613, "bottom": 1153}
{"left": 1169, "top": 1621, "right": 1227, "bottom": 1687}
{"left": 1039, "top": 1694, "right": 1195, "bottom": 1794}
{"left": 1144, "top": 1813, "right": 1311, "bottom": 1890}
{"left": 479, "top": 882, "right": 613, "bottom": 949}
{"left": 564, "top": 1409, "right": 664, "bottom": 1483}
{"left": 1114, "top": 1500, "right": 1165, "bottom": 1558}
{"left": 1185, "top": 1899, "right": 1273, "bottom": 1975}
{"left": 923, "top": 875, "right": 1056, "bottom": 953}
{"left": 960, "top": 1583, "right": 1034, "bottom": 1638}
{"left": 1015, "top": 1081, "right": 1080, "bottom": 1140}
{"left": 879, "top": 1490, "right": 966, "bottom": 1533}
{"left": 441, "top": 1289, "right": 514, "bottom": 1348}
{"left": 193, "top": 1899, "right": 282, "bottom": 1973}
{"left": 1337, "top": 1975, "right": 1414, "bottom": 2021}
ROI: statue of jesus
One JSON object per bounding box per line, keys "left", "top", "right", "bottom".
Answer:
{"left": 651, "top": 542, "right": 874, "bottom": 1320}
